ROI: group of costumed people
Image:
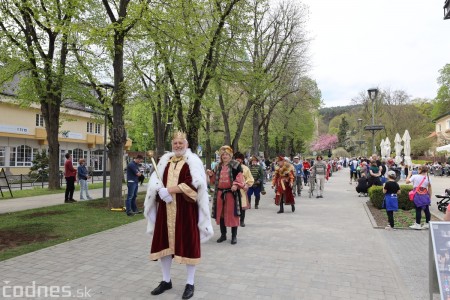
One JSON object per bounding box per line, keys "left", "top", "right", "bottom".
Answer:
{"left": 143, "top": 133, "right": 296, "bottom": 299}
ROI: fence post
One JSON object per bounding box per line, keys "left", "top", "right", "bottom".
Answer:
{"left": 20, "top": 174, "right": 23, "bottom": 190}
{"left": 42, "top": 175, "right": 44, "bottom": 188}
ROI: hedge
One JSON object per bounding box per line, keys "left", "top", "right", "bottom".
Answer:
{"left": 369, "top": 184, "right": 415, "bottom": 210}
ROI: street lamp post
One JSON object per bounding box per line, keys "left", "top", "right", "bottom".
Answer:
{"left": 99, "top": 83, "right": 114, "bottom": 199}
{"left": 444, "top": 0, "right": 450, "bottom": 19}
{"left": 355, "top": 118, "right": 365, "bottom": 156}
{"left": 364, "top": 88, "right": 384, "bottom": 156}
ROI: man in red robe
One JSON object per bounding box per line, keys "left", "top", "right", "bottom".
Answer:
{"left": 144, "top": 131, "right": 213, "bottom": 300}
{"left": 272, "top": 156, "right": 295, "bottom": 213}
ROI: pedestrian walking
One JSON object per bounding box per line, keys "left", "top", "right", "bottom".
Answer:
{"left": 311, "top": 155, "right": 327, "bottom": 198}
{"left": 144, "top": 131, "right": 213, "bottom": 299}
{"left": 272, "top": 156, "right": 295, "bottom": 213}
{"left": 207, "top": 145, "right": 245, "bottom": 244}
{"left": 233, "top": 152, "right": 254, "bottom": 227}
{"left": 292, "top": 156, "right": 303, "bottom": 196}
{"left": 247, "top": 155, "right": 265, "bottom": 209}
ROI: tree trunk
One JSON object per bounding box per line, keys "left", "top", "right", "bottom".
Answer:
{"left": 42, "top": 100, "right": 61, "bottom": 189}
{"left": 109, "top": 32, "right": 127, "bottom": 208}
{"left": 262, "top": 116, "right": 270, "bottom": 159}
{"left": 204, "top": 109, "right": 212, "bottom": 171}
{"left": 251, "top": 104, "right": 260, "bottom": 155}
{"left": 187, "top": 98, "right": 202, "bottom": 153}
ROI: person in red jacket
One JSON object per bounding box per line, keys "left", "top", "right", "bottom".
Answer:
{"left": 302, "top": 159, "right": 311, "bottom": 186}
{"left": 64, "top": 153, "right": 77, "bottom": 203}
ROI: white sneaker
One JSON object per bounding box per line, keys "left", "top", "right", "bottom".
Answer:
{"left": 422, "top": 223, "right": 430, "bottom": 229}
{"left": 409, "top": 223, "right": 422, "bottom": 230}
{"left": 385, "top": 225, "right": 396, "bottom": 231}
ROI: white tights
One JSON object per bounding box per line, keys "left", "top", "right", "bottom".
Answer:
{"left": 160, "top": 255, "right": 196, "bottom": 285}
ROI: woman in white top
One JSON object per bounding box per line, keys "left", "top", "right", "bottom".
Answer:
{"left": 406, "top": 165, "right": 432, "bottom": 230}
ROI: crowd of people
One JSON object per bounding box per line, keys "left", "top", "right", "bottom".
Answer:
{"left": 124, "top": 134, "right": 438, "bottom": 298}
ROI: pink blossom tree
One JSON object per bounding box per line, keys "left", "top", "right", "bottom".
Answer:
{"left": 310, "top": 134, "right": 338, "bottom": 152}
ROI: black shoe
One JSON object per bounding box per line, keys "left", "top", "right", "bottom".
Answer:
{"left": 151, "top": 280, "right": 172, "bottom": 295}
{"left": 277, "top": 210, "right": 284, "bottom": 214}
{"left": 64, "top": 200, "right": 71, "bottom": 203}
{"left": 216, "top": 235, "right": 226, "bottom": 243}
{"left": 292, "top": 205, "right": 295, "bottom": 212}
{"left": 182, "top": 284, "right": 194, "bottom": 299}
{"left": 127, "top": 212, "right": 135, "bottom": 217}
{"left": 69, "top": 199, "right": 77, "bottom": 203}
{"left": 240, "top": 222, "right": 245, "bottom": 227}
{"left": 316, "top": 195, "right": 320, "bottom": 198}
{"left": 231, "top": 236, "right": 237, "bottom": 244}
{"left": 133, "top": 210, "right": 142, "bottom": 214}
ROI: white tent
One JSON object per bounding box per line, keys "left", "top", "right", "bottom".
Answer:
{"left": 436, "top": 144, "right": 450, "bottom": 152}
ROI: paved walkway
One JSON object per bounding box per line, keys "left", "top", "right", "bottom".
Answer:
{"left": 0, "top": 169, "right": 447, "bottom": 299}
{"left": 0, "top": 185, "right": 148, "bottom": 214}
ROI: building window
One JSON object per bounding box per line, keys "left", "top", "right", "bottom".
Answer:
{"left": 60, "top": 150, "right": 66, "bottom": 167}
{"left": 10, "top": 145, "right": 36, "bottom": 167}
{"left": 61, "top": 149, "right": 88, "bottom": 167}
{"left": 438, "top": 124, "right": 442, "bottom": 132}
{"left": 87, "top": 122, "right": 93, "bottom": 133}
{"left": 35, "top": 114, "right": 45, "bottom": 127}
{"left": 0, "top": 146, "right": 5, "bottom": 167}
{"left": 72, "top": 148, "right": 84, "bottom": 167}
{"left": 95, "top": 123, "right": 101, "bottom": 134}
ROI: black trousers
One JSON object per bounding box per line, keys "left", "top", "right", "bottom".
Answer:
{"left": 415, "top": 206, "right": 431, "bottom": 224}
{"left": 65, "top": 176, "right": 75, "bottom": 201}
{"left": 386, "top": 211, "right": 394, "bottom": 228}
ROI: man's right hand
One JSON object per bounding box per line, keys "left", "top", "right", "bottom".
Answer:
{"left": 158, "top": 188, "right": 173, "bottom": 203}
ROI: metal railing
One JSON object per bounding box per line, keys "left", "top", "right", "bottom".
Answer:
{"left": 4, "top": 173, "right": 112, "bottom": 190}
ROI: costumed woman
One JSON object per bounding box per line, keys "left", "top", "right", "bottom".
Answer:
{"left": 207, "top": 146, "right": 245, "bottom": 245}
{"left": 233, "top": 152, "right": 254, "bottom": 227}
{"left": 272, "top": 156, "right": 295, "bottom": 213}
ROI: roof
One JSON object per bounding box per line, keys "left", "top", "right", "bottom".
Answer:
{"left": 0, "top": 73, "right": 101, "bottom": 114}
{"left": 432, "top": 111, "right": 450, "bottom": 122}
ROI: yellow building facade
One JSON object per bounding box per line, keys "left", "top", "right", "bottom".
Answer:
{"left": 0, "top": 95, "right": 131, "bottom": 175}
{"left": 435, "top": 112, "right": 450, "bottom": 146}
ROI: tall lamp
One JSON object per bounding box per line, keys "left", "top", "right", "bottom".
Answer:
{"left": 444, "top": 0, "right": 450, "bottom": 19}
{"left": 364, "top": 88, "right": 384, "bottom": 155}
{"left": 355, "top": 118, "right": 365, "bottom": 156}
{"left": 99, "top": 82, "right": 114, "bottom": 199}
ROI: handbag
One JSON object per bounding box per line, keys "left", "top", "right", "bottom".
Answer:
{"left": 384, "top": 194, "right": 399, "bottom": 211}
{"left": 408, "top": 176, "right": 426, "bottom": 201}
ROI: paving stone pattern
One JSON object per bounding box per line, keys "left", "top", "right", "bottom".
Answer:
{"left": 0, "top": 169, "right": 445, "bottom": 299}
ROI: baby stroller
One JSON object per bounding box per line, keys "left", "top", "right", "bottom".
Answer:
{"left": 436, "top": 189, "right": 450, "bottom": 213}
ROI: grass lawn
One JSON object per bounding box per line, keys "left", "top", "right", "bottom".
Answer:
{"left": 366, "top": 200, "right": 441, "bottom": 228}
{"left": 0, "top": 193, "right": 146, "bottom": 262}
{"left": 0, "top": 182, "right": 112, "bottom": 200}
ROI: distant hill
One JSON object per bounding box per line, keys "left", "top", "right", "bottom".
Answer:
{"left": 319, "top": 104, "right": 362, "bottom": 125}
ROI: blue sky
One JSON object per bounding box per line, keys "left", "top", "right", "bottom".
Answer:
{"left": 300, "top": 0, "right": 450, "bottom": 107}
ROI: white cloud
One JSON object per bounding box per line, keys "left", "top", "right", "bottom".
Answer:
{"left": 300, "top": 0, "right": 450, "bottom": 107}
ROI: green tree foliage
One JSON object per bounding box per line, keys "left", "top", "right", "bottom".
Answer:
{"left": 432, "top": 64, "right": 450, "bottom": 119}
{"left": 29, "top": 150, "right": 49, "bottom": 178}
{"left": 0, "top": 0, "right": 83, "bottom": 189}
{"left": 337, "top": 116, "right": 349, "bottom": 147}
